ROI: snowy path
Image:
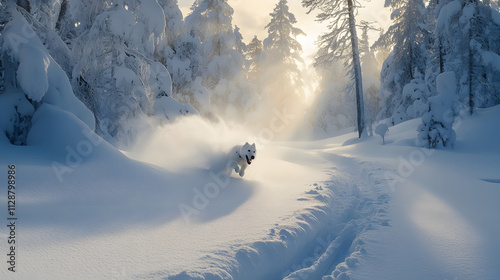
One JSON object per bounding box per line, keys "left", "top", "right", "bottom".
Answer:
{"left": 0, "top": 129, "right": 387, "bottom": 280}
{"left": 0, "top": 132, "right": 391, "bottom": 280}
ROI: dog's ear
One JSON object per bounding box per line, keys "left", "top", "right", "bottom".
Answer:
{"left": 252, "top": 143, "right": 256, "bottom": 147}
{"left": 245, "top": 142, "right": 249, "bottom": 145}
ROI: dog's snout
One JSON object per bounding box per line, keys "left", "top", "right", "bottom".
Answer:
{"left": 251, "top": 156, "right": 255, "bottom": 159}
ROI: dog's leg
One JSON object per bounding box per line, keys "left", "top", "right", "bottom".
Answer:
{"left": 239, "top": 164, "right": 247, "bottom": 177}
{"left": 229, "top": 160, "right": 239, "bottom": 173}
{"left": 225, "top": 157, "right": 239, "bottom": 174}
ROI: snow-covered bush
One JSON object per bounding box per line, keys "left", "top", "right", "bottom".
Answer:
{"left": 417, "top": 72, "right": 459, "bottom": 149}
{"left": 392, "top": 74, "right": 430, "bottom": 124}
{"left": 375, "top": 123, "right": 389, "bottom": 145}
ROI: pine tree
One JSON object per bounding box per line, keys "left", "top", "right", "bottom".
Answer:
{"left": 246, "top": 35, "right": 264, "bottom": 80}
{"left": 373, "top": 0, "right": 427, "bottom": 124}
{"left": 263, "top": 0, "right": 305, "bottom": 110}
{"left": 159, "top": 0, "right": 185, "bottom": 46}
{"left": 234, "top": 26, "right": 247, "bottom": 55}
{"left": 186, "top": 0, "right": 238, "bottom": 88}
{"left": 186, "top": 0, "right": 252, "bottom": 120}
{"left": 303, "top": 0, "right": 366, "bottom": 137}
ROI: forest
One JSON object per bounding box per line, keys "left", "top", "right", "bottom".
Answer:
{"left": 2, "top": 0, "right": 499, "bottom": 148}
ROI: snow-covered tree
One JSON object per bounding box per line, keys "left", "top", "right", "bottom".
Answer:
{"left": 186, "top": 0, "right": 253, "bottom": 120}
{"left": 153, "top": 0, "right": 208, "bottom": 112}
{"left": 186, "top": 0, "right": 239, "bottom": 88}
{"left": 435, "top": 0, "right": 500, "bottom": 115}
{"left": 64, "top": 0, "right": 108, "bottom": 38}
{"left": 303, "top": 0, "right": 366, "bottom": 137}
{"left": 421, "top": 0, "right": 443, "bottom": 103}
{"left": 246, "top": 35, "right": 264, "bottom": 80}
{"left": 0, "top": 5, "right": 94, "bottom": 145}
{"left": 159, "top": 0, "right": 185, "bottom": 46}
{"left": 72, "top": 5, "right": 150, "bottom": 143}
{"left": 374, "top": 0, "right": 428, "bottom": 124}
{"left": 11, "top": 0, "right": 73, "bottom": 75}
{"left": 417, "top": 72, "right": 459, "bottom": 149}
{"left": 166, "top": 30, "right": 208, "bottom": 111}
{"left": 2, "top": 0, "right": 196, "bottom": 148}
{"left": 234, "top": 25, "right": 247, "bottom": 55}
{"left": 263, "top": 0, "right": 305, "bottom": 112}
{"left": 72, "top": 2, "right": 194, "bottom": 146}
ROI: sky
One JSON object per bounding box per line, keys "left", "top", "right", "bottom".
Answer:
{"left": 177, "top": 0, "right": 392, "bottom": 63}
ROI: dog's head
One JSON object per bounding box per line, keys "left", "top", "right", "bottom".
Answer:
{"left": 240, "top": 142, "right": 256, "bottom": 165}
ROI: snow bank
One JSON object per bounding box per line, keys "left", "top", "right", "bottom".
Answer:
{"left": 27, "top": 104, "right": 92, "bottom": 148}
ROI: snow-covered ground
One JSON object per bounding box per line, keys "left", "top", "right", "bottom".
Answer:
{"left": 1, "top": 105, "right": 499, "bottom": 279}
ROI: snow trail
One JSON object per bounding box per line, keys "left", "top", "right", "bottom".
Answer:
{"left": 159, "top": 147, "right": 393, "bottom": 280}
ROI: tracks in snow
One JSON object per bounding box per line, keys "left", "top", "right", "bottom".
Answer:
{"left": 282, "top": 154, "right": 393, "bottom": 280}
{"left": 164, "top": 152, "right": 393, "bottom": 280}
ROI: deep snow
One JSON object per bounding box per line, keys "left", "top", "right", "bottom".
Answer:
{"left": 1, "top": 105, "right": 499, "bottom": 279}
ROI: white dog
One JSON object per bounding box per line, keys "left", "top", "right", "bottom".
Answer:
{"left": 228, "top": 142, "right": 256, "bottom": 177}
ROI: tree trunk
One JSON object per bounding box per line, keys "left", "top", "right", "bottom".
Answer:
{"left": 468, "top": 20, "right": 474, "bottom": 115}
{"left": 439, "top": 38, "right": 444, "bottom": 74}
{"left": 409, "top": 42, "right": 414, "bottom": 80}
{"left": 347, "top": 0, "right": 365, "bottom": 138}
